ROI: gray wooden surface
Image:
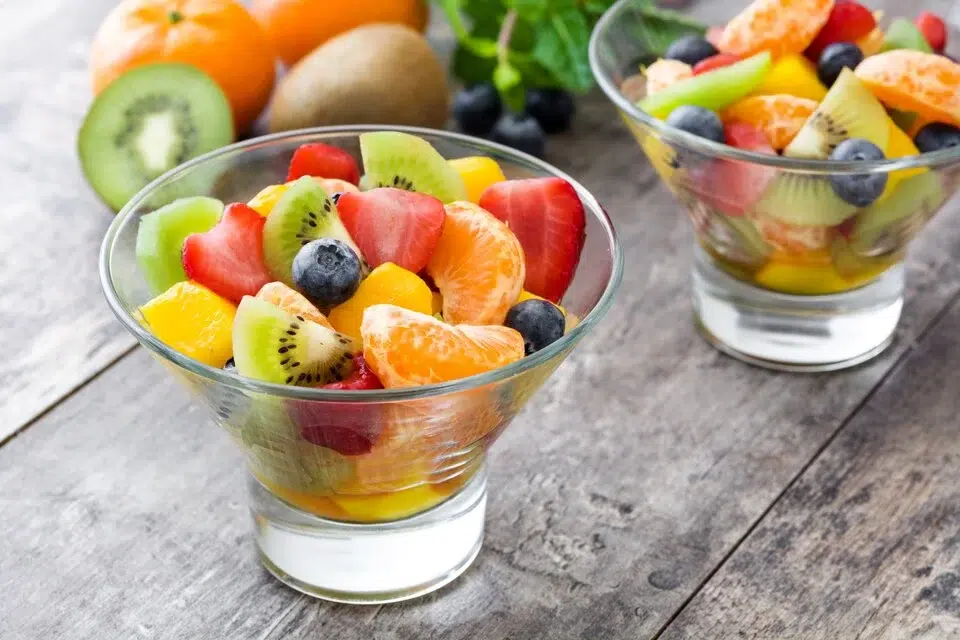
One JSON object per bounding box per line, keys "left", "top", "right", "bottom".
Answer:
{"left": 3, "top": 0, "right": 960, "bottom": 638}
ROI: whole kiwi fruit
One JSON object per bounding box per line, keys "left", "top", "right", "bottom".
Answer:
{"left": 269, "top": 24, "right": 450, "bottom": 132}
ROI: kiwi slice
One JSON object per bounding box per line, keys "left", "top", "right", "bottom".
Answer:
{"left": 359, "top": 131, "right": 468, "bottom": 203}
{"left": 135, "top": 196, "right": 223, "bottom": 294}
{"left": 784, "top": 69, "right": 889, "bottom": 159}
{"left": 881, "top": 18, "right": 934, "bottom": 54}
{"left": 233, "top": 296, "right": 358, "bottom": 386}
{"left": 262, "top": 176, "right": 365, "bottom": 285}
{"left": 78, "top": 63, "right": 235, "bottom": 212}
{"left": 850, "top": 170, "right": 944, "bottom": 253}
{"left": 638, "top": 52, "right": 772, "bottom": 119}
{"left": 755, "top": 174, "right": 857, "bottom": 226}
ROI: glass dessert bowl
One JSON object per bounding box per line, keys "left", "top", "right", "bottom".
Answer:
{"left": 99, "top": 126, "right": 622, "bottom": 604}
{"left": 590, "top": 0, "right": 960, "bottom": 371}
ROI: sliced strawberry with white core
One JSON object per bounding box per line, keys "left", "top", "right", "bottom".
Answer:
{"left": 478, "top": 177, "right": 586, "bottom": 303}
{"left": 182, "top": 203, "right": 272, "bottom": 303}
{"left": 690, "top": 122, "right": 777, "bottom": 217}
{"left": 336, "top": 188, "right": 446, "bottom": 273}
{"left": 286, "top": 143, "right": 361, "bottom": 184}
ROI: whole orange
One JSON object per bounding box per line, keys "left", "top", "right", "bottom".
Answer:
{"left": 90, "top": 0, "right": 277, "bottom": 134}
{"left": 251, "top": 0, "right": 429, "bottom": 67}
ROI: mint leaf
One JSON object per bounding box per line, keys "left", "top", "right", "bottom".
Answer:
{"left": 506, "top": 0, "right": 548, "bottom": 23}
{"left": 582, "top": 0, "right": 616, "bottom": 17}
{"left": 452, "top": 44, "right": 498, "bottom": 85}
{"left": 493, "top": 60, "right": 526, "bottom": 112}
{"left": 532, "top": 8, "right": 594, "bottom": 93}
{"left": 630, "top": 2, "right": 707, "bottom": 59}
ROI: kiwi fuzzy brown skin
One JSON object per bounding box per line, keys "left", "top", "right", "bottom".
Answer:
{"left": 268, "top": 24, "right": 450, "bottom": 132}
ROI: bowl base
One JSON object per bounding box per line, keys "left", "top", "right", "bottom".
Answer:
{"left": 249, "top": 465, "right": 487, "bottom": 604}
{"left": 692, "top": 247, "right": 903, "bottom": 372}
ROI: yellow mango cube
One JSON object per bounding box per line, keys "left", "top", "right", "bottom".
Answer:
{"left": 139, "top": 281, "right": 236, "bottom": 367}
{"left": 328, "top": 263, "right": 433, "bottom": 340}
{"left": 247, "top": 183, "right": 290, "bottom": 216}
{"left": 449, "top": 156, "right": 507, "bottom": 203}
{"left": 751, "top": 55, "right": 827, "bottom": 102}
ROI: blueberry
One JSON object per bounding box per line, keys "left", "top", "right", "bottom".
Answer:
{"left": 828, "top": 138, "right": 888, "bottom": 207}
{"left": 224, "top": 358, "right": 235, "bottom": 371}
{"left": 505, "top": 299, "right": 565, "bottom": 356}
{"left": 525, "top": 88, "right": 575, "bottom": 134}
{"left": 490, "top": 112, "right": 546, "bottom": 157}
{"left": 914, "top": 123, "right": 960, "bottom": 153}
{"left": 664, "top": 35, "right": 718, "bottom": 66}
{"left": 817, "top": 42, "right": 864, "bottom": 87}
{"left": 292, "top": 238, "right": 362, "bottom": 308}
{"left": 665, "top": 105, "right": 724, "bottom": 143}
{"left": 453, "top": 84, "right": 502, "bottom": 135}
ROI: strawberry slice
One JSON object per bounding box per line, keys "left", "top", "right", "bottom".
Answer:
{"left": 693, "top": 53, "right": 741, "bottom": 75}
{"left": 915, "top": 11, "right": 947, "bottom": 54}
{"left": 182, "top": 203, "right": 272, "bottom": 303}
{"left": 293, "top": 355, "right": 384, "bottom": 455}
{"left": 805, "top": 1, "right": 876, "bottom": 60}
{"left": 336, "top": 188, "right": 446, "bottom": 273}
{"left": 478, "top": 177, "right": 586, "bottom": 303}
{"left": 286, "top": 143, "right": 361, "bottom": 185}
{"left": 689, "top": 122, "right": 777, "bottom": 217}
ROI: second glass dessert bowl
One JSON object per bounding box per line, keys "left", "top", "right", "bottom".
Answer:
{"left": 590, "top": 0, "right": 960, "bottom": 371}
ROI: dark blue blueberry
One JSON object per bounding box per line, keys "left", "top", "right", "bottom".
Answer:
{"left": 914, "top": 122, "right": 960, "bottom": 153}
{"left": 525, "top": 88, "right": 575, "bottom": 134}
{"left": 453, "top": 84, "right": 502, "bottom": 135}
{"left": 664, "top": 35, "right": 718, "bottom": 66}
{"left": 665, "top": 105, "right": 724, "bottom": 143}
{"left": 828, "top": 138, "right": 888, "bottom": 207}
{"left": 224, "top": 358, "right": 235, "bottom": 371}
{"left": 490, "top": 112, "right": 546, "bottom": 157}
{"left": 505, "top": 299, "right": 566, "bottom": 356}
{"left": 292, "top": 238, "right": 362, "bottom": 308}
{"left": 817, "top": 42, "right": 864, "bottom": 87}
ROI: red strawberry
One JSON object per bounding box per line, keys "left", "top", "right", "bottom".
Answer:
{"left": 805, "top": 1, "right": 876, "bottom": 60}
{"left": 706, "top": 25, "right": 725, "bottom": 48}
{"left": 915, "top": 12, "right": 947, "bottom": 54}
{"left": 478, "top": 177, "right": 586, "bottom": 303}
{"left": 286, "top": 143, "right": 361, "bottom": 185}
{"left": 336, "top": 188, "right": 446, "bottom": 273}
{"left": 182, "top": 203, "right": 272, "bottom": 303}
{"left": 294, "top": 356, "right": 384, "bottom": 455}
{"left": 693, "top": 53, "right": 741, "bottom": 75}
{"left": 690, "top": 123, "right": 776, "bottom": 217}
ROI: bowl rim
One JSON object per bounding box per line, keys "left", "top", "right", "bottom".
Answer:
{"left": 99, "top": 125, "right": 625, "bottom": 403}
{"left": 588, "top": 0, "right": 960, "bottom": 174}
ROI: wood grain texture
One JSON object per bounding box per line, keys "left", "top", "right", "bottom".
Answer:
{"left": 2, "top": 84, "right": 960, "bottom": 639}
{"left": 659, "top": 297, "right": 960, "bottom": 640}
{"left": 0, "top": 0, "right": 135, "bottom": 441}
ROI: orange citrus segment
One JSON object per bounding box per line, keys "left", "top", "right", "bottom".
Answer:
{"left": 255, "top": 281, "right": 333, "bottom": 329}
{"left": 360, "top": 304, "right": 524, "bottom": 388}
{"left": 722, "top": 94, "right": 818, "bottom": 150}
{"left": 643, "top": 59, "right": 693, "bottom": 95}
{"left": 139, "top": 281, "right": 236, "bottom": 367}
{"left": 426, "top": 201, "right": 525, "bottom": 325}
{"left": 749, "top": 215, "right": 831, "bottom": 253}
{"left": 718, "top": 0, "right": 834, "bottom": 58}
{"left": 855, "top": 51, "right": 960, "bottom": 126}
{"left": 328, "top": 262, "right": 433, "bottom": 340}
{"left": 449, "top": 157, "right": 507, "bottom": 203}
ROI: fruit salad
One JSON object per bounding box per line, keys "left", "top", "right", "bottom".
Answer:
{"left": 134, "top": 132, "right": 586, "bottom": 523}
{"left": 623, "top": 0, "right": 958, "bottom": 295}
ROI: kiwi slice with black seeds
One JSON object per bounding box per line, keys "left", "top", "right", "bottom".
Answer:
{"left": 755, "top": 173, "right": 857, "bottom": 226}
{"left": 78, "top": 63, "right": 234, "bottom": 211}
{"left": 784, "top": 69, "right": 889, "bottom": 160}
{"left": 233, "top": 296, "right": 358, "bottom": 386}
{"left": 262, "top": 176, "right": 366, "bottom": 285}
{"left": 850, "top": 170, "right": 944, "bottom": 254}
{"left": 359, "top": 131, "right": 467, "bottom": 203}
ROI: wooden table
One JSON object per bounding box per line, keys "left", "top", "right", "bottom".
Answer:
{"left": 3, "top": 1, "right": 960, "bottom": 638}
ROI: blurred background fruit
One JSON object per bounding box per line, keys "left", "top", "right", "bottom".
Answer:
{"left": 268, "top": 24, "right": 449, "bottom": 132}
{"left": 90, "top": 0, "right": 276, "bottom": 135}
{"left": 251, "top": 0, "right": 429, "bottom": 68}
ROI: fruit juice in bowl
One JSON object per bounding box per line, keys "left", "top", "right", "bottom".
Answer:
{"left": 100, "top": 126, "right": 622, "bottom": 603}
{"left": 590, "top": 0, "right": 960, "bottom": 371}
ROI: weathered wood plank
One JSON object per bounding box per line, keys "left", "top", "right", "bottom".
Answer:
{"left": 0, "top": 0, "right": 136, "bottom": 440}
{"left": 659, "top": 295, "right": 960, "bottom": 640}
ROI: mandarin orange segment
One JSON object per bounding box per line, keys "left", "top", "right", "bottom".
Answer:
{"left": 426, "top": 201, "right": 525, "bottom": 325}
{"left": 748, "top": 215, "right": 831, "bottom": 253}
{"left": 255, "top": 281, "right": 333, "bottom": 329}
{"left": 718, "top": 0, "right": 834, "bottom": 58}
{"left": 643, "top": 59, "right": 693, "bottom": 95}
{"left": 722, "top": 95, "right": 818, "bottom": 150}
{"left": 855, "top": 51, "right": 960, "bottom": 126}
{"left": 361, "top": 304, "right": 524, "bottom": 388}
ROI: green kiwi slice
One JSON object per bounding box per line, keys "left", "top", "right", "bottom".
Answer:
{"left": 784, "top": 69, "right": 889, "bottom": 159}
{"left": 638, "top": 52, "right": 772, "bottom": 119}
{"left": 78, "top": 63, "right": 235, "bottom": 211}
{"left": 262, "top": 176, "right": 365, "bottom": 285}
{"left": 882, "top": 18, "right": 934, "bottom": 54}
{"left": 850, "top": 170, "right": 944, "bottom": 253}
{"left": 233, "top": 296, "right": 358, "bottom": 386}
{"left": 755, "top": 174, "right": 857, "bottom": 226}
{"left": 359, "top": 131, "right": 468, "bottom": 203}
{"left": 135, "top": 196, "right": 224, "bottom": 294}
